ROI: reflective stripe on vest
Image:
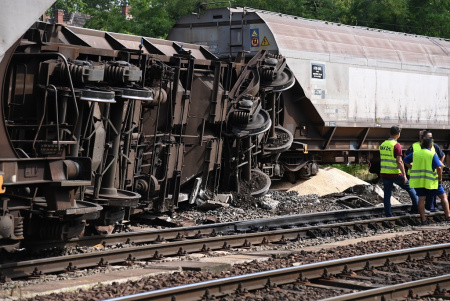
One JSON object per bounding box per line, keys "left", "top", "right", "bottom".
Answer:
{"left": 409, "top": 149, "right": 438, "bottom": 189}
{"left": 379, "top": 140, "right": 400, "bottom": 174}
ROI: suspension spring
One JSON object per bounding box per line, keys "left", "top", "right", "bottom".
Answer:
{"left": 105, "top": 65, "right": 126, "bottom": 83}
{"left": 14, "top": 218, "right": 24, "bottom": 238}
{"left": 232, "top": 111, "right": 250, "bottom": 124}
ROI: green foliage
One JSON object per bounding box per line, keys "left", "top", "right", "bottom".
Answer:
{"left": 84, "top": 6, "right": 131, "bottom": 34}
{"left": 51, "top": 0, "right": 450, "bottom": 39}
{"left": 327, "top": 164, "right": 375, "bottom": 181}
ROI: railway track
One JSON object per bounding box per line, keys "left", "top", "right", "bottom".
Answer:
{"left": 1, "top": 205, "right": 447, "bottom": 281}
{"left": 104, "top": 243, "right": 450, "bottom": 301}
{"left": 22, "top": 204, "right": 412, "bottom": 250}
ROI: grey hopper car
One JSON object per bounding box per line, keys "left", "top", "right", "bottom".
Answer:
{"left": 168, "top": 7, "right": 450, "bottom": 177}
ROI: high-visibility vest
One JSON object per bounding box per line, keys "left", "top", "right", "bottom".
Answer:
{"left": 408, "top": 142, "right": 436, "bottom": 175}
{"left": 379, "top": 140, "right": 400, "bottom": 174}
{"left": 412, "top": 141, "right": 435, "bottom": 154}
{"left": 409, "top": 149, "right": 438, "bottom": 189}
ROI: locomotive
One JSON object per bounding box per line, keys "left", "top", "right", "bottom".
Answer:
{"left": 0, "top": 2, "right": 295, "bottom": 249}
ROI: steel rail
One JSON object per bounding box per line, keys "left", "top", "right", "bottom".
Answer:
{"left": 321, "top": 274, "right": 450, "bottom": 300}
{"left": 0, "top": 211, "right": 437, "bottom": 280}
{"left": 103, "top": 243, "right": 450, "bottom": 301}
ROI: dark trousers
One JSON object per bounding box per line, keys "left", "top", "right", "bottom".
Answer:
{"left": 426, "top": 195, "right": 438, "bottom": 211}
{"left": 382, "top": 175, "right": 418, "bottom": 217}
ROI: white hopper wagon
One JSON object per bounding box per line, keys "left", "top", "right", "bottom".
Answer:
{"left": 168, "top": 7, "right": 450, "bottom": 177}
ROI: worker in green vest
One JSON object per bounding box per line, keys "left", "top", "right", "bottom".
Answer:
{"left": 404, "top": 137, "right": 450, "bottom": 225}
{"left": 379, "top": 125, "right": 418, "bottom": 217}
{"left": 405, "top": 130, "right": 446, "bottom": 211}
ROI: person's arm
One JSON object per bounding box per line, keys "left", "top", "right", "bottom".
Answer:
{"left": 396, "top": 155, "right": 408, "bottom": 183}
{"left": 434, "top": 144, "right": 445, "bottom": 163}
{"left": 403, "top": 153, "right": 413, "bottom": 169}
{"left": 432, "top": 154, "right": 443, "bottom": 183}
{"left": 437, "top": 165, "right": 443, "bottom": 184}
{"left": 394, "top": 143, "right": 407, "bottom": 183}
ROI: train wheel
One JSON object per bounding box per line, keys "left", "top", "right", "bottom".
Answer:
{"left": 249, "top": 169, "right": 271, "bottom": 198}
{"left": 264, "top": 125, "right": 294, "bottom": 155}
{"left": 286, "top": 171, "right": 297, "bottom": 184}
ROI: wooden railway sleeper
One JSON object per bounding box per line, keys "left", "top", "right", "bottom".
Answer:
{"left": 202, "top": 288, "right": 215, "bottom": 301}
{"left": 273, "top": 235, "right": 287, "bottom": 244}
{"left": 293, "top": 233, "right": 303, "bottom": 242}
{"left": 324, "top": 228, "right": 336, "bottom": 237}
{"left": 341, "top": 264, "right": 356, "bottom": 276}
{"left": 321, "top": 267, "right": 335, "bottom": 279}
{"left": 97, "top": 258, "right": 109, "bottom": 268}
{"left": 242, "top": 239, "right": 252, "bottom": 248}
{"left": 149, "top": 250, "right": 163, "bottom": 261}
{"left": 155, "top": 234, "right": 166, "bottom": 243}
{"left": 433, "top": 215, "right": 446, "bottom": 223}
{"left": 124, "top": 254, "right": 136, "bottom": 266}
{"left": 200, "top": 244, "right": 211, "bottom": 253}
{"left": 381, "top": 220, "right": 394, "bottom": 228}
{"left": 296, "top": 272, "right": 310, "bottom": 284}
{"left": 353, "top": 223, "right": 366, "bottom": 232}
{"left": 307, "top": 228, "right": 323, "bottom": 238}
{"left": 264, "top": 277, "right": 278, "bottom": 290}
{"left": 339, "top": 226, "right": 351, "bottom": 235}
{"left": 433, "top": 283, "right": 447, "bottom": 295}
{"left": 220, "top": 242, "right": 231, "bottom": 250}
{"left": 174, "top": 232, "right": 185, "bottom": 241}
{"left": 235, "top": 283, "right": 249, "bottom": 295}
{"left": 364, "top": 260, "right": 375, "bottom": 271}
{"left": 384, "top": 258, "right": 392, "bottom": 267}
{"left": 395, "top": 218, "right": 408, "bottom": 226}
{"left": 66, "top": 262, "right": 77, "bottom": 272}
{"left": 29, "top": 267, "right": 43, "bottom": 279}
{"left": 368, "top": 222, "right": 382, "bottom": 231}
{"left": 177, "top": 247, "right": 186, "bottom": 256}
{"left": 194, "top": 230, "right": 205, "bottom": 239}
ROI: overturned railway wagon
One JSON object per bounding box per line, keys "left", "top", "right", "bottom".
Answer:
{"left": 169, "top": 7, "right": 450, "bottom": 173}
{"left": 0, "top": 1, "right": 298, "bottom": 249}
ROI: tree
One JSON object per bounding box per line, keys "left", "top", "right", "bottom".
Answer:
{"left": 348, "top": 0, "right": 410, "bottom": 32}
{"left": 408, "top": 0, "right": 450, "bottom": 38}
{"left": 49, "top": 0, "right": 86, "bottom": 13}
{"left": 50, "top": 0, "right": 450, "bottom": 39}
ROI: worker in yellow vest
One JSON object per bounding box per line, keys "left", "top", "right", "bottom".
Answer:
{"left": 405, "top": 130, "right": 445, "bottom": 211}
{"left": 404, "top": 137, "right": 450, "bottom": 225}
{"left": 379, "top": 125, "right": 418, "bottom": 217}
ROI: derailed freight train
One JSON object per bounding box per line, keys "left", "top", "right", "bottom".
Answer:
{"left": 169, "top": 7, "right": 450, "bottom": 176}
{"left": 0, "top": 2, "right": 296, "bottom": 249}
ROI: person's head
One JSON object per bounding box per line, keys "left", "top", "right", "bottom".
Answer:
{"left": 422, "top": 137, "right": 433, "bottom": 149}
{"left": 389, "top": 125, "right": 401, "bottom": 139}
{"left": 422, "top": 130, "right": 432, "bottom": 140}
{"left": 419, "top": 130, "right": 425, "bottom": 142}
